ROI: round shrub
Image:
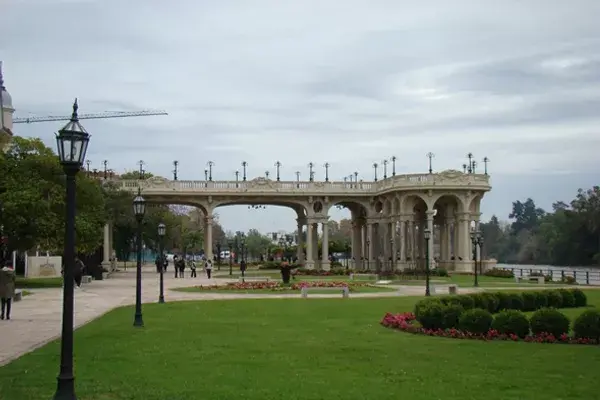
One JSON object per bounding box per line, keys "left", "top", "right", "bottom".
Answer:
{"left": 414, "top": 298, "right": 440, "bottom": 320}
{"left": 570, "top": 288, "right": 587, "bottom": 307}
{"left": 530, "top": 308, "right": 570, "bottom": 337}
{"left": 480, "top": 292, "right": 500, "bottom": 313}
{"left": 416, "top": 301, "right": 445, "bottom": 330}
{"left": 558, "top": 289, "right": 576, "bottom": 308}
{"left": 458, "top": 308, "right": 493, "bottom": 335}
{"left": 468, "top": 293, "right": 489, "bottom": 311}
{"left": 507, "top": 293, "right": 525, "bottom": 310}
{"left": 532, "top": 291, "right": 549, "bottom": 309}
{"left": 573, "top": 309, "right": 600, "bottom": 340}
{"left": 546, "top": 291, "right": 563, "bottom": 308}
{"left": 495, "top": 292, "right": 512, "bottom": 311}
{"left": 441, "top": 304, "right": 464, "bottom": 329}
{"left": 456, "top": 295, "right": 475, "bottom": 310}
{"left": 521, "top": 292, "right": 537, "bottom": 312}
{"left": 491, "top": 310, "right": 530, "bottom": 338}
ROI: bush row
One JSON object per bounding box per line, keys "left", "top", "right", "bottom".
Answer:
{"left": 415, "top": 289, "right": 587, "bottom": 318}
{"left": 484, "top": 268, "right": 514, "bottom": 278}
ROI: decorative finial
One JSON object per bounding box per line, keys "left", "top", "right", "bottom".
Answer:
{"left": 71, "top": 98, "right": 79, "bottom": 121}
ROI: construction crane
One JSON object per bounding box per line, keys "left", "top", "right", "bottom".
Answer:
{"left": 14, "top": 109, "right": 168, "bottom": 124}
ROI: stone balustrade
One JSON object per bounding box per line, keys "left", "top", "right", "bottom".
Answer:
{"left": 114, "top": 170, "right": 490, "bottom": 195}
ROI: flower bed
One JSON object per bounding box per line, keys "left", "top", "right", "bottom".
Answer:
{"left": 193, "top": 280, "right": 368, "bottom": 292}
{"left": 381, "top": 289, "right": 600, "bottom": 345}
{"left": 293, "top": 268, "right": 350, "bottom": 276}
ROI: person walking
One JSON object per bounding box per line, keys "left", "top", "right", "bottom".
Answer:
{"left": 74, "top": 256, "right": 85, "bottom": 288}
{"left": 177, "top": 256, "right": 186, "bottom": 278}
{"left": 173, "top": 255, "right": 179, "bottom": 278}
{"left": 205, "top": 259, "right": 213, "bottom": 279}
{"left": 0, "top": 264, "right": 16, "bottom": 320}
{"left": 189, "top": 259, "right": 197, "bottom": 278}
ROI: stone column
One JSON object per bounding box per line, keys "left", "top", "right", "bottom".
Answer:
{"left": 205, "top": 215, "right": 214, "bottom": 261}
{"left": 101, "top": 223, "right": 111, "bottom": 271}
{"left": 390, "top": 221, "right": 397, "bottom": 269}
{"left": 399, "top": 220, "right": 406, "bottom": 262}
{"left": 426, "top": 211, "right": 435, "bottom": 270}
{"left": 312, "top": 223, "right": 319, "bottom": 264}
{"left": 321, "top": 221, "right": 330, "bottom": 270}
{"left": 305, "top": 220, "right": 314, "bottom": 269}
{"left": 296, "top": 218, "right": 305, "bottom": 263}
{"left": 366, "top": 222, "right": 374, "bottom": 269}
{"left": 408, "top": 220, "right": 415, "bottom": 263}
{"left": 456, "top": 212, "right": 471, "bottom": 268}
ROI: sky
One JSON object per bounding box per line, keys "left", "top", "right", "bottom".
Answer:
{"left": 2, "top": 0, "right": 600, "bottom": 233}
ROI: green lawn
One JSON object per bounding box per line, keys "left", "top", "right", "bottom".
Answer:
{"left": 2, "top": 293, "right": 600, "bottom": 399}
{"left": 15, "top": 277, "right": 63, "bottom": 288}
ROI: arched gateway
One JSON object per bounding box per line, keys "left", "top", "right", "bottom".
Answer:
{"left": 106, "top": 170, "right": 490, "bottom": 272}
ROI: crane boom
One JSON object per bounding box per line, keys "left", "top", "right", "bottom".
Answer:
{"left": 14, "top": 110, "right": 168, "bottom": 124}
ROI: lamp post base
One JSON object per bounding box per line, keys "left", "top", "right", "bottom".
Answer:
{"left": 133, "top": 314, "right": 144, "bottom": 327}
{"left": 53, "top": 375, "right": 76, "bottom": 400}
{"left": 158, "top": 296, "right": 165, "bottom": 304}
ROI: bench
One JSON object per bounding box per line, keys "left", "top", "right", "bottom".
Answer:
{"left": 301, "top": 286, "right": 350, "bottom": 298}
{"left": 431, "top": 284, "right": 458, "bottom": 295}
{"left": 349, "top": 273, "right": 378, "bottom": 281}
{"left": 82, "top": 275, "right": 93, "bottom": 284}
{"left": 515, "top": 276, "right": 544, "bottom": 284}
{"left": 238, "top": 276, "right": 271, "bottom": 283}
{"left": 14, "top": 289, "right": 23, "bottom": 302}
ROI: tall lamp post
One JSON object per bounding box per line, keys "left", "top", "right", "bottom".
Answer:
{"left": 158, "top": 223, "right": 166, "bottom": 304}
{"left": 240, "top": 235, "right": 246, "bottom": 279}
{"left": 53, "top": 99, "right": 90, "bottom": 400}
{"left": 470, "top": 229, "right": 483, "bottom": 287}
{"left": 133, "top": 190, "right": 146, "bottom": 327}
{"left": 228, "top": 239, "right": 234, "bottom": 276}
{"left": 424, "top": 228, "right": 431, "bottom": 296}
{"left": 366, "top": 239, "right": 371, "bottom": 270}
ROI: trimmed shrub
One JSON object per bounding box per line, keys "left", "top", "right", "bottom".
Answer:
{"left": 468, "top": 293, "right": 489, "bottom": 311}
{"left": 570, "top": 288, "right": 587, "bottom": 307}
{"left": 484, "top": 268, "right": 514, "bottom": 278}
{"left": 456, "top": 295, "right": 475, "bottom": 310}
{"left": 530, "top": 308, "right": 570, "bottom": 337}
{"left": 573, "top": 309, "right": 600, "bottom": 340}
{"left": 458, "top": 308, "right": 493, "bottom": 334}
{"left": 441, "top": 304, "right": 464, "bottom": 329}
{"left": 435, "top": 268, "right": 449, "bottom": 277}
{"left": 495, "top": 292, "right": 512, "bottom": 311}
{"left": 532, "top": 291, "right": 549, "bottom": 309}
{"left": 521, "top": 291, "right": 537, "bottom": 312}
{"left": 491, "top": 310, "right": 530, "bottom": 338}
{"left": 416, "top": 301, "right": 445, "bottom": 330}
{"left": 558, "top": 289, "right": 576, "bottom": 308}
{"left": 480, "top": 292, "right": 500, "bottom": 313}
{"left": 507, "top": 293, "right": 525, "bottom": 310}
{"left": 546, "top": 290, "right": 563, "bottom": 308}
{"left": 414, "top": 298, "right": 441, "bottom": 321}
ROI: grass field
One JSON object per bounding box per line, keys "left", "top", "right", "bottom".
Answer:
{"left": 15, "top": 277, "right": 63, "bottom": 288}
{"left": 1, "top": 292, "right": 599, "bottom": 400}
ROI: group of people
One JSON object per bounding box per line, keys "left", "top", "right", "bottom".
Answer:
{"left": 154, "top": 255, "right": 214, "bottom": 279}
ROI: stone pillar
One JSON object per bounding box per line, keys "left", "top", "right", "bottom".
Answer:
{"left": 399, "top": 220, "right": 406, "bottom": 262}
{"left": 456, "top": 212, "right": 471, "bottom": 270}
{"left": 390, "top": 221, "right": 397, "bottom": 269}
{"left": 321, "top": 221, "right": 330, "bottom": 270}
{"left": 426, "top": 211, "right": 435, "bottom": 270}
{"left": 205, "top": 215, "right": 214, "bottom": 261}
{"left": 101, "top": 223, "right": 111, "bottom": 271}
{"left": 407, "top": 220, "right": 415, "bottom": 262}
{"left": 366, "top": 222, "right": 374, "bottom": 269}
{"left": 305, "top": 220, "right": 315, "bottom": 269}
{"left": 444, "top": 219, "right": 453, "bottom": 262}
{"left": 296, "top": 218, "right": 305, "bottom": 263}
{"left": 312, "top": 223, "right": 319, "bottom": 264}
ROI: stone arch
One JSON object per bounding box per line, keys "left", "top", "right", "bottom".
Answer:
{"left": 143, "top": 196, "right": 210, "bottom": 216}
{"left": 326, "top": 198, "right": 369, "bottom": 220}
{"left": 213, "top": 199, "right": 307, "bottom": 219}
{"left": 431, "top": 192, "right": 467, "bottom": 221}
{"left": 400, "top": 193, "right": 429, "bottom": 215}
{"left": 467, "top": 192, "right": 484, "bottom": 215}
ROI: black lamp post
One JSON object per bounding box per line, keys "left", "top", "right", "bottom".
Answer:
{"left": 462, "top": 163, "right": 467, "bottom": 173}
{"left": 471, "top": 228, "right": 483, "bottom": 287}
{"left": 366, "top": 239, "right": 371, "bottom": 270}
{"left": 424, "top": 228, "right": 431, "bottom": 296}
{"left": 235, "top": 170, "right": 239, "bottom": 187}
{"left": 207, "top": 161, "right": 214, "bottom": 181}
{"left": 483, "top": 157, "right": 489, "bottom": 175}
{"left": 216, "top": 240, "right": 222, "bottom": 270}
{"left": 324, "top": 162, "right": 330, "bottom": 182}
{"left": 133, "top": 189, "right": 146, "bottom": 327}
{"left": 240, "top": 235, "right": 246, "bottom": 277}
{"left": 354, "top": 171, "right": 358, "bottom": 183}
{"left": 241, "top": 161, "right": 247, "bottom": 181}
{"left": 390, "top": 237, "right": 395, "bottom": 271}
{"left": 467, "top": 153, "right": 473, "bottom": 173}
{"left": 173, "top": 160, "right": 178, "bottom": 181}
{"left": 103, "top": 160, "right": 108, "bottom": 180}
{"left": 308, "top": 162, "right": 314, "bottom": 182}
{"left": 53, "top": 98, "right": 90, "bottom": 400}
{"left": 471, "top": 160, "right": 477, "bottom": 174}
{"left": 158, "top": 222, "right": 166, "bottom": 304}
{"left": 228, "top": 239, "right": 234, "bottom": 276}
{"left": 275, "top": 161, "right": 282, "bottom": 181}
{"left": 391, "top": 156, "right": 397, "bottom": 176}
{"left": 372, "top": 163, "right": 378, "bottom": 181}
{"left": 295, "top": 171, "right": 300, "bottom": 188}
{"left": 382, "top": 160, "right": 388, "bottom": 179}
{"left": 426, "top": 152, "right": 434, "bottom": 174}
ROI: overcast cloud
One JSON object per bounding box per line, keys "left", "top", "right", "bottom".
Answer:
{"left": 2, "top": 0, "right": 599, "bottom": 233}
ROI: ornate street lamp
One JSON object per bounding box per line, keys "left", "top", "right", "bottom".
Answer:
{"left": 426, "top": 152, "right": 435, "bottom": 174}
{"left": 470, "top": 228, "right": 483, "bottom": 287}
{"left": 366, "top": 238, "right": 371, "bottom": 270}
{"left": 216, "top": 240, "right": 222, "bottom": 270}
{"left": 295, "top": 171, "right": 300, "bottom": 188}
{"left": 391, "top": 156, "right": 397, "bottom": 176}
{"left": 53, "top": 98, "right": 90, "bottom": 400}
{"left": 483, "top": 157, "right": 490, "bottom": 175}
{"left": 241, "top": 161, "right": 248, "bottom": 181}
{"left": 275, "top": 161, "right": 282, "bottom": 181}
{"left": 323, "top": 162, "right": 330, "bottom": 182}
{"left": 173, "top": 160, "right": 178, "bottom": 181}
{"left": 240, "top": 235, "right": 246, "bottom": 266}
{"left": 308, "top": 162, "right": 314, "bottom": 182}
{"left": 235, "top": 170, "right": 239, "bottom": 187}
{"left": 207, "top": 161, "right": 214, "bottom": 181}
{"left": 228, "top": 239, "right": 234, "bottom": 276}
{"left": 132, "top": 189, "right": 146, "bottom": 327}
{"left": 103, "top": 160, "right": 108, "bottom": 180}
{"left": 158, "top": 223, "right": 166, "bottom": 304}
{"left": 424, "top": 228, "right": 431, "bottom": 296}
{"left": 382, "top": 159, "right": 388, "bottom": 179}
{"left": 372, "top": 163, "right": 378, "bottom": 181}
{"left": 467, "top": 153, "right": 473, "bottom": 173}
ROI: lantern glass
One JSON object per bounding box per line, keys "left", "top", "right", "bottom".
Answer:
{"left": 55, "top": 130, "right": 90, "bottom": 166}
{"left": 424, "top": 228, "right": 431, "bottom": 240}
{"left": 132, "top": 195, "right": 146, "bottom": 217}
{"left": 158, "top": 223, "right": 166, "bottom": 237}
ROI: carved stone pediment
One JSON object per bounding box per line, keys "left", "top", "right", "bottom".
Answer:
{"left": 248, "top": 177, "right": 276, "bottom": 190}
{"left": 437, "top": 170, "right": 469, "bottom": 183}
{"left": 146, "top": 176, "right": 169, "bottom": 188}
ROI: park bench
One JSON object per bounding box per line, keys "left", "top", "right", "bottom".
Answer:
{"left": 14, "top": 289, "right": 23, "bottom": 302}
{"left": 301, "top": 285, "right": 350, "bottom": 298}
{"left": 431, "top": 284, "right": 458, "bottom": 295}
{"left": 515, "top": 276, "right": 544, "bottom": 284}
{"left": 375, "top": 280, "right": 393, "bottom": 285}
{"left": 238, "top": 276, "right": 271, "bottom": 283}
{"left": 349, "top": 273, "right": 378, "bottom": 281}
{"left": 82, "top": 275, "right": 93, "bottom": 284}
